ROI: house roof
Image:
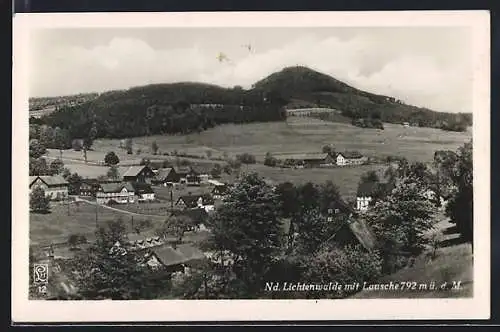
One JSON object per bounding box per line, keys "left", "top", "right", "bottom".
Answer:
{"left": 346, "top": 219, "right": 377, "bottom": 251}
{"left": 155, "top": 168, "right": 174, "bottom": 181}
{"left": 122, "top": 165, "right": 150, "bottom": 177}
{"left": 151, "top": 244, "right": 205, "bottom": 267}
{"left": 207, "top": 179, "right": 225, "bottom": 186}
{"left": 330, "top": 218, "right": 377, "bottom": 251}
{"left": 175, "top": 244, "right": 206, "bottom": 262}
{"left": 130, "top": 182, "right": 155, "bottom": 194}
{"left": 274, "top": 153, "right": 329, "bottom": 161}
{"left": 29, "top": 175, "right": 69, "bottom": 187}
{"left": 337, "top": 151, "right": 364, "bottom": 159}
{"left": 177, "top": 194, "right": 214, "bottom": 208}
{"left": 99, "top": 182, "right": 135, "bottom": 193}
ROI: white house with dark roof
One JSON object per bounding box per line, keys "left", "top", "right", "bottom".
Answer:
{"left": 95, "top": 182, "right": 135, "bottom": 204}
{"left": 29, "top": 175, "right": 69, "bottom": 200}
{"left": 336, "top": 151, "right": 367, "bottom": 166}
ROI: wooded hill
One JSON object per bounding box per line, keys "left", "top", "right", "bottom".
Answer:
{"left": 33, "top": 66, "right": 471, "bottom": 140}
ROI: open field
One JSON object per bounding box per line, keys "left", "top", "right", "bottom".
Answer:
{"left": 87, "top": 117, "right": 471, "bottom": 163}
{"left": 244, "top": 163, "right": 388, "bottom": 199}
{"left": 29, "top": 201, "right": 163, "bottom": 246}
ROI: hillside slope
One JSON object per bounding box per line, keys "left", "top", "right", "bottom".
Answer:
{"left": 33, "top": 66, "right": 472, "bottom": 140}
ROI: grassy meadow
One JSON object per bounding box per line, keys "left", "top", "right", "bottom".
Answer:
{"left": 88, "top": 117, "right": 471, "bottom": 163}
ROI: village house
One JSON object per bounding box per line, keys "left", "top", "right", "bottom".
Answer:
{"left": 151, "top": 168, "right": 178, "bottom": 187}
{"left": 130, "top": 182, "right": 156, "bottom": 202}
{"left": 211, "top": 184, "right": 230, "bottom": 200}
{"left": 173, "top": 166, "right": 200, "bottom": 185}
{"left": 79, "top": 179, "right": 121, "bottom": 197}
{"left": 356, "top": 181, "right": 395, "bottom": 211}
{"left": 175, "top": 194, "right": 215, "bottom": 212}
{"left": 29, "top": 175, "right": 69, "bottom": 201}
{"left": 145, "top": 243, "right": 206, "bottom": 273}
{"left": 335, "top": 151, "right": 367, "bottom": 166}
{"left": 121, "top": 165, "right": 156, "bottom": 184}
{"left": 274, "top": 153, "right": 335, "bottom": 168}
{"left": 95, "top": 182, "right": 135, "bottom": 204}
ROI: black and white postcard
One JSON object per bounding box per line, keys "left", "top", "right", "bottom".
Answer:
{"left": 12, "top": 11, "right": 490, "bottom": 322}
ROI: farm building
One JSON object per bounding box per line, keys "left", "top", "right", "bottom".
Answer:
{"left": 176, "top": 194, "right": 215, "bottom": 212}
{"left": 152, "top": 168, "right": 177, "bottom": 186}
{"left": 274, "top": 153, "right": 335, "bottom": 168}
{"left": 29, "top": 175, "right": 69, "bottom": 201}
{"left": 122, "top": 165, "right": 155, "bottom": 184}
{"left": 130, "top": 182, "right": 156, "bottom": 201}
{"left": 95, "top": 182, "right": 135, "bottom": 204}
{"left": 335, "top": 152, "right": 367, "bottom": 166}
{"left": 211, "top": 184, "right": 230, "bottom": 200}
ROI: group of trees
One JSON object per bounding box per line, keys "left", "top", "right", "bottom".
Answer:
{"left": 37, "top": 82, "right": 287, "bottom": 140}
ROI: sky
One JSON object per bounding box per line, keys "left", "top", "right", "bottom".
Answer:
{"left": 29, "top": 27, "right": 472, "bottom": 113}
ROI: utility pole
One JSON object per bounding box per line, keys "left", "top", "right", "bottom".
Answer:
{"left": 67, "top": 196, "right": 70, "bottom": 216}
{"left": 95, "top": 197, "right": 98, "bottom": 228}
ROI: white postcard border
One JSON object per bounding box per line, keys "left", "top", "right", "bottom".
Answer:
{"left": 12, "top": 10, "right": 490, "bottom": 322}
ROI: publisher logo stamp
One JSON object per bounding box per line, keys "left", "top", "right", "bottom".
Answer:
{"left": 33, "top": 264, "right": 49, "bottom": 284}
{"left": 33, "top": 264, "right": 49, "bottom": 295}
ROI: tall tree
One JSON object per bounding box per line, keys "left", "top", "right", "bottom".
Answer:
{"left": 30, "top": 186, "right": 51, "bottom": 213}
{"left": 205, "top": 173, "right": 283, "bottom": 297}
{"left": 49, "top": 158, "right": 65, "bottom": 175}
{"left": 151, "top": 141, "right": 159, "bottom": 155}
{"left": 71, "top": 219, "right": 171, "bottom": 300}
{"left": 29, "top": 139, "right": 46, "bottom": 159}
{"left": 104, "top": 151, "right": 120, "bottom": 166}
{"left": 363, "top": 180, "right": 435, "bottom": 261}
{"left": 445, "top": 141, "right": 473, "bottom": 244}
{"left": 107, "top": 166, "right": 120, "bottom": 180}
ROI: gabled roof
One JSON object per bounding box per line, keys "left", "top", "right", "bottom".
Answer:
{"left": 346, "top": 219, "right": 377, "bottom": 251}
{"left": 29, "top": 175, "right": 69, "bottom": 187}
{"left": 155, "top": 168, "right": 174, "bottom": 181}
{"left": 99, "top": 182, "right": 134, "bottom": 193}
{"left": 122, "top": 165, "right": 151, "bottom": 177}
{"left": 151, "top": 246, "right": 187, "bottom": 266}
{"left": 337, "top": 151, "right": 364, "bottom": 159}
{"left": 330, "top": 218, "right": 377, "bottom": 251}
{"left": 130, "top": 182, "right": 155, "bottom": 194}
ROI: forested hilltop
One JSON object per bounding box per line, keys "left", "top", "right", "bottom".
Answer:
{"left": 33, "top": 66, "right": 471, "bottom": 140}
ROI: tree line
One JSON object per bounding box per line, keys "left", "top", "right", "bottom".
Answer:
{"left": 34, "top": 83, "right": 287, "bottom": 140}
